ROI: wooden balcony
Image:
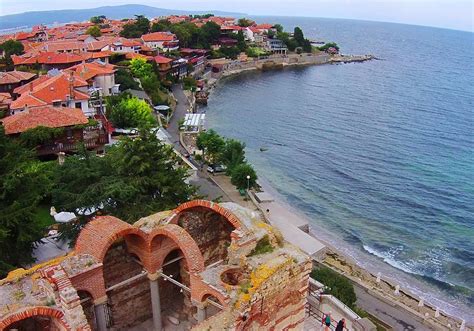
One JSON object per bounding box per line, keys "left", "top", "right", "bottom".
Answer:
{"left": 36, "top": 132, "right": 108, "bottom": 156}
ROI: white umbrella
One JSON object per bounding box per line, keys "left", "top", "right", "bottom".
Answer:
{"left": 54, "top": 212, "right": 77, "bottom": 223}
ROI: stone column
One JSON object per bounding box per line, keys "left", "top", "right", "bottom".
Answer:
{"left": 148, "top": 271, "right": 162, "bottom": 331}
{"left": 94, "top": 296, "right": 108, "bottom": 331}
{"left": 193, "top": 300, "right": 206, "bottom": 323}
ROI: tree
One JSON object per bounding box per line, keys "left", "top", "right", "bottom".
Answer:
{"left": 318, "top": 42, "right": 340, "bottom": 52}
{"left": 0, "top": 127, "right": 55, "bottom": 277}
{"left": 196, "top": 129, "right": 225, "bottom": 163}
{"left": 237, "top": 18, "right": 254, "bottom": 27}
{"left": 85, "top": 25, "right": 102, "bottom": 37}
{"left": 230, "top": 163, "right": 257, "bottom": 190}
{"left": 293, "top": 27, "right": 305, "bottom": 46}
{"left": 115, "top": 68, "right": 141, "bottom": 91}
{"left": 120, "top": 15, "right": 150, "bottom": 38}
{"left": 151, "top": 19, "right": 171, "bottom": 32}
{"left": 90, "top": 15, "right": 106, "bottom": 24}
{"left": 129, "top": 57, "right": 153, "bottom": 78}
{"left": 199, "top": 22, "right": 221, "bottom": 47}
{"left": 273, "top": 24, "right": 284, "bottom": 33}
{"left": 236, "top": 30, "right": 247, "bottom": 52}
{"left": 0, "top": 39, "right": 24, "bottom": 69}
{"left": 108, "top": 96, "right": 156, "bottom": 128}
{"left": 311, "top": 267, "right": 357, "bottom": 308}
{"left": 220, "top": 139, "right": 246, "bottom": 173}
{"left": 53, "top": 128, "right": 196, "bottom": 227}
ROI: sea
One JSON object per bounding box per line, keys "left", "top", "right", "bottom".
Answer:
{"left": 204, "top": 17, "right": 474, "bottom": 322}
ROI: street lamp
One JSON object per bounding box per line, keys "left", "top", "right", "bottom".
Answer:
{"left": 246, "top": 175, "right": 251, "bottom": 198}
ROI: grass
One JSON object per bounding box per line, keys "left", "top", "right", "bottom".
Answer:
{"left": 249, "top": 235, "right": 274, "bottom": 256}
{"left": 34, "top": 205, "right": 55, "bottom": 229}
{"left": 353, "top": 306, "right": 388, "bottom": 331}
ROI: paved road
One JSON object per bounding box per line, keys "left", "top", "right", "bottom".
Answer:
{"left": 354, "top": 283, "right": 432, "bottom": 331}
{"left": 167, "top": 84, "right": 229, "bottom": 202}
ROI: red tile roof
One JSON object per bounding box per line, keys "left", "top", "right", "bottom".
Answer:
{"left": 0, "top": 71, "right": 36, "bottom": 85}
{"left": 153, "top": 55, "right": 173, "bottom": 64}
{"left": 142, "top": 32, "right": 176, "bottom": 42}
{"left": 1, "top": 106, "right": 88, "bottom": 134}
{"left": 11, "top": 73, "right": 89, "bottom": 110}
{"left": 67, "top": 61, "right": 116, "bottom": 81}
{"left": 12, "top": 52, "right": 85, "bottom": 66}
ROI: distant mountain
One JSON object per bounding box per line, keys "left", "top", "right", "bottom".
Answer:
{"left": 0, "top": 4, "right": 246, "bottom": 30}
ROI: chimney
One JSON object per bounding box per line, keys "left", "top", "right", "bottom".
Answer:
{"left": 68, "top": 71, "right": 75, "bottom": 101}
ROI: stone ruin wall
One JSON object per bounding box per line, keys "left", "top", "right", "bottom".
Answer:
{"left": 102, "top": 243, "right": 152, "bottom": 330}
{"left": 236, "top": 258, "right": 312, "bottom": 330}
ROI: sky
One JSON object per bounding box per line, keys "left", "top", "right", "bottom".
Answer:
{"left": 0, "top": 0, "right": 473, "bottom": 32}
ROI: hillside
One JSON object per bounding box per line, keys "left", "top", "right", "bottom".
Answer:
{"left": 0, "top": 4, "right": 246, "bottom": 30}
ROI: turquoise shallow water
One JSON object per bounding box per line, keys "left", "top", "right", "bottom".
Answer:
{"left": 205, "top": 18, "right": 474, "bottom": 320}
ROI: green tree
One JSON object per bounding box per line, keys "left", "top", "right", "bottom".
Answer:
{"left": 108, "top": 96, "right": 156, "bottom": 128}
{"left": 120, "top": 15, "right": 150, "bottom": 38}
{"left": 90, "top": 15, "right": 106, "bottom": 24}
{"left": 293, "top": 27, "right": 305, "bottom": 46}
{"left": 199, "top": 22, "right": 221, "bottom": 47}
{"left": 151, "top": 19, "right": 171, "bottom": 32}
{"left": 220, "top": 139, "right": 246, "bottom": 173}
{"left": 230, "top": 163, "right": 257, "bottom": 190}
{"left": 0, "top": 127, "right": 55, "bottom": 277}
{"left": 311, "top": 267, "right": 357, "bottom": 308}
{"left": 0, "top": 39, "right": 24, "bottom": 69}
{"left": 54, "top": 129, "right": 195, "bottom": 227}
{"left": 273, "top": 24, "right": 284, "bottom": 33}
{"left": 115, "top": 68, "right": 141, "bottom": 91}
{"left": 237, "top": 18, "right": 254, "bottom": 27}
{"left": 196, "top": 129, "right": 225, "bottom": 163}
{"left": 236, "top": 30, "right": 247, "bottom": 52}
{"left": 85, "top": 25, "right": 102, "bottom": 37}
{"left": 19, "top": 126, "right": 64, "bottom": 148}
{"left": 129, "top": 57, "right": 153, "bottom": 78}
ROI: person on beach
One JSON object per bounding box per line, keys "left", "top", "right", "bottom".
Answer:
{"left": 321, "top": 312, "right": 332, "bottom": 330}
{"left": 335, "top": 318, "right": 345, "bottom": 331}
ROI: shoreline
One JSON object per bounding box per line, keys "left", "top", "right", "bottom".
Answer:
{"left": 198, "top": 55, "right": 472, "bottom": 329}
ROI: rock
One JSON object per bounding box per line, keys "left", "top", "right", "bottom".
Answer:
{"left": 167, "top": 316, "right": 180, "bottom": 325}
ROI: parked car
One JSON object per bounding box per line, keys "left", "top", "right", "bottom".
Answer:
{"left": 207, "top": 164, "right": 227, "bottom": 174}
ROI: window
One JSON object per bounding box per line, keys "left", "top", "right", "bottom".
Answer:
{"left": 75, "top": 102, "right": 82, "bottom": 109}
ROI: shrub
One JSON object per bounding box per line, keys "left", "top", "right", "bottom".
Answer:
{"left": 311, "top": 266, "right": 357, "bottom": 308}
{"left": 249, "top": 235, "right": 274, "bottom": 256}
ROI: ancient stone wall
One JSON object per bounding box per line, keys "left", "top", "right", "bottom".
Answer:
{"left": 236, "top": 258, "right": 312, "bottom": 330}
{"left": 178, "top": 208, "right": 234, "bottom": 265}
{"left": 103, "top": 243, "right": 152, "bottom": 329}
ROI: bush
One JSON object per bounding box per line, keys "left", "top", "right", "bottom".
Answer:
{"left": 249, "top": 235, "right": 274, "bottom": 256}
{"left": 311, "top": 266, "right": 357, "bottom": 308}
{"left": 183, "top": 76, "right": 197, "bottom": 90}
{"left": 115, "top": 68, "right": 141, "bottom": 91}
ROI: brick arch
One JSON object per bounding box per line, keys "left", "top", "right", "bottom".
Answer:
{"left": 171, "top": 200, "right": 243, "bottom": 230}
{"left": 75, "top": 216, "right": 148, "bottom": 262}
{"left": 148, "top": 224, "right": 205, "bottom": 274}
{"left": 199, "top": 290, "right": 228, "bottom": 308}
{"left": 0, "top": 306, "right": 71, "bottom": 330}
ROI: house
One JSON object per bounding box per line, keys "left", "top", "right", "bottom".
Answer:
{"left": 153, "top": 55, "right": 174, "bottom": 78}
{"left": 1, "top": 105, "right": 108, "bottom": 156}
{"left": 141, "top": 32, "right": 179, "bottom": 51}
{"left": 0, "top": 71, "right": 36, "bottom": 94}
{"left": 0, "top": 93, "right": 12, "bottom": 113}
{"left": 10, "top": 71, "right": 92, "bottom": 117}
{"left": 96, "top": 37, "right": 142, "bottom": 54}
{"left": 67, "top": 61, "right": 117, "bottom": 96}
{"left": 266, "top": 38, "right": 288, "bottom": 54}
